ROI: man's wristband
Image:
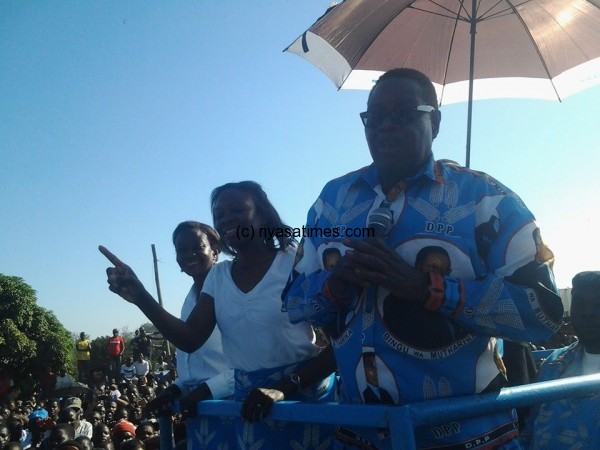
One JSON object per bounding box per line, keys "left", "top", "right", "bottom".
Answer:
{"left": 424, "top": 272, "right": 445, "bottom": 311}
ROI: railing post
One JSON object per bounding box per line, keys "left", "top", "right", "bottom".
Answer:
{"left": 158, "top": 415, "right": 175, "bottom": 450}
{"left": 388, "top": 405, "right": 417, "bottom": 450}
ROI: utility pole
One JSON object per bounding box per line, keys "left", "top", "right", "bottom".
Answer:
{"left": 151, "top": 244, "right": 171, "bottom": 356}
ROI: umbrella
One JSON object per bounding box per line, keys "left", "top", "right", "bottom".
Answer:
{"left": 285, "top": 0, "right": 600, "bottom": 167}
{"left": 53, "top": 382, "right": 91, "bottom": 398}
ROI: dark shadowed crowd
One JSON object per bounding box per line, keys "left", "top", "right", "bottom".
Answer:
{"left": 0, "top": 330, "right": 188, "bottom": 450}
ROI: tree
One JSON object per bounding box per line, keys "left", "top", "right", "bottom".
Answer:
{"left": 0, "top": 274, "right": 76, "bottom": 380}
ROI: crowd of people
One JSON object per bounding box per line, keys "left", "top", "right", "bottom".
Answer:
{"left": 3, "top": 68, "right": 596, "bottom": 449}
{"left": 0, "top": 352, "right": 186, "bottom": 450}
{"left": 0, "top": 323, "right": 180, "bottom": 450}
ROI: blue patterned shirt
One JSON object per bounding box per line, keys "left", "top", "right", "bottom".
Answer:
{"left": 284, "top": 156, "right": 563, "bottom": 449}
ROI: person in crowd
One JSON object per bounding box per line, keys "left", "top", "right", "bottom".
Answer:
{"left": 58, "top": 398, "right": 92, "bottom": 439}
{"left": 87, "top": 410, "right": 103, "bottom": 430}
{"left": 283, "top": 68, "right": 563, "bottom": 449}
{"left": 129, "top": 329, "right": 141, "bottom": 358}
{"left": 46, "top": 399, "right": 60, "bottom": 423}
{"left": 129, "top": 405, "right": 143, "bottom": 426}
{"left": 8, "top": 416, "right": 26, "bottom": 446}
{"left": 131, "top": 354, "right": 149, "bottom": 380}
{"left": 75, "top": 333, "right": 92, "bottom": 384}
{"left": 119, "top": 358, "right": 136, "bottom": 384}
{"left": 43, "top": 423, "right": 75, "bottom": 450}
{"left": 89, "top": 367, "right": 107, "bottom": 392}
{"left": 0, "top": 423, "right": 9, "bottom": 449}
{"left": 134, "top": 422, "right": 155, "bottom": 442}
{"left": 111, "top": 420, "right": 136, "bottom": 449}
{"left": 74, "top": 435, "right": 93, "bottom": 450}
{"left": 39, "top": 367, "right": 58, "bottom": 400}
{"left": 100, "top": 182, "right": 336, "bottom": 449}
{"left": 120, "top": 438, "right": 145, "bottom": 450}
{"left": 136, "top": 329, "right": 161, "bottom": 360}
{"left": 91, "top": 423, "right": 112, "bottom": 449}
{"left": 521, "top": 271, "right": 600, "bottom": 448}
{"left": 107, "top": 330, "right": 125, "bottom": 382}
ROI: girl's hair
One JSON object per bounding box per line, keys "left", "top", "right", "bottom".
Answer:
{"left": 171, "top": 221, "right": 221, "bottom": 255}
{"left": 210, "top": 181, "right": 294, "bottom": 257}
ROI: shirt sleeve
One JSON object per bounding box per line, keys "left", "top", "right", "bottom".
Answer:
{"left": 283, "top": 190, "right": 357, "bottom": 329}
{"left": 429, "top": 189, "right": 563, "bottom": 343}
{"left": 203, "top": 369, "right": 235, "bottom": 399}
{"left": 201, "top": 264, "right": 217, "bottom": 299}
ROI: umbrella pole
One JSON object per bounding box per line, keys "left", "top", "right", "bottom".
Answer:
{"left": 466, "top": 0, "right": 477, "bottom": 169}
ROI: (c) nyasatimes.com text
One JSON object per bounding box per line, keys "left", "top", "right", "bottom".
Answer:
{"left": 235, "top": 225, "right": 375, "bottom": 240}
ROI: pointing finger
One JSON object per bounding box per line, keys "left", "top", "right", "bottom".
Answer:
{"left": 99, "top": 245, "right": 127, "bottom": 268}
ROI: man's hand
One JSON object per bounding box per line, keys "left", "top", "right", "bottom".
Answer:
{"left": 240, "top": 388, "right": 284, "bottom": 422}
{"left": 180, "top": 383, "right": 212, "bottom": 419}
{"left": 145, "top": 388, "right": 178, "bottom": 417}
{"left": 99, "top": 245, "right": 148, "bottom": 304}
{"left": 339, "top": 238, "right": 429, "bottom": 303}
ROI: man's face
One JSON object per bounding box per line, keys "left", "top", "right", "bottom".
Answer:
{"left": 90, "top": 412, "right": 103, "bottom": 426}
{"left": 58, "top": 408, "right": 78, "bottom": 425}
{"left": 93, "top": 424, "right": 111, "bottom": 443}
{"left": 48, "top": 428, "right": 70, "bottom": 448}
{"left": 365, "top": 77, "right": 439, "bottom": 181}
{"left": 0, "top": 426, "right": 9, "bottom": 447}
{"left": 137, "top": 424, "right": 154, "bottom": 440}
{"left": 571, "top": 289, "right": 600, "bottom": 349}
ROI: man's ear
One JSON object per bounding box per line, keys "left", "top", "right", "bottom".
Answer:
{"left": 432, "top": 109, "right": 441, "bottom": 140}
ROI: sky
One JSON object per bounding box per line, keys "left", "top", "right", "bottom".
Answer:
{"left": 1, "top": 1, "right": 599, "bottom": 340}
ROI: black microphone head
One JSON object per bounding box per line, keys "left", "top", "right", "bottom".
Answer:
{"left": 368, "top": 207, "right": 393, "bottom": 238}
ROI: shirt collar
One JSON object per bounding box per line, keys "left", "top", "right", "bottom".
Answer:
{"left": 360, "top": 153, "right": 438, "bottom": 190}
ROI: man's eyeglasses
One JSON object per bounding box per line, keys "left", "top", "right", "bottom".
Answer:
{"left": 359, "top": 105, "right": 435, "bottom": 129}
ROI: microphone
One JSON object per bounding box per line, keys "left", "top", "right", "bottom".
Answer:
{"left": 367, "top": 206, "right": 393, "bottom": 238}
{"left": 364, "top": 204, "right": 393, "bottom": 313}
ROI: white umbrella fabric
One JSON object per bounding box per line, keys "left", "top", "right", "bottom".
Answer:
{"left": 285, "top": 0, "right": 600, "bottom": 167}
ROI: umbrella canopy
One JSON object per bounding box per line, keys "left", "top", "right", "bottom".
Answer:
{"left": 54, "top": 382, "right": 91, "bottom": 398}
{"left": 286, "top": 0, "right": 600, "bottom": 167}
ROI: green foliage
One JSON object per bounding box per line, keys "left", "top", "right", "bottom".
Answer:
{"left": 0, "top": 274, "right": 76, "bottom": 380}
{"left": 89, "top": 335, "right": 110, "bottom": 373}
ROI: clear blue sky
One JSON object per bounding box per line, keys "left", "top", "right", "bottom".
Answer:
{"left": 1, "top": 1, "right": 599, "bottom": 339}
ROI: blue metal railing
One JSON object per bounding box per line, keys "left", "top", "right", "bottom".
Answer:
{"left": 153, "top": 373, "right": 600, "bottom": 449}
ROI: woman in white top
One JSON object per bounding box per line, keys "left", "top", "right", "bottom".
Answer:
{"left": 100, "top": 181, "right": 336, "bottom": 449}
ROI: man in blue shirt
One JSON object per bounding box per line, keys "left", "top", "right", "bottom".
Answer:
{"left": 284, "top": 68, "right": 563, "bottom": 449}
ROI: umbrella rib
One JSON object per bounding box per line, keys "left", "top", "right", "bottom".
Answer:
{"left": 478, "top": 0, "right": 533, "bottom": 22}
{"left": 504, "top": 0, "right": 563, "bottom": 101}
{"left": 409, "top": 1, "right": 469, "bottom": 23}
{"left": 478, "top": 0, "right": 511, "bottom": 20}
{"left": 439, "top": 5, "right": 463, "bottom": 105}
